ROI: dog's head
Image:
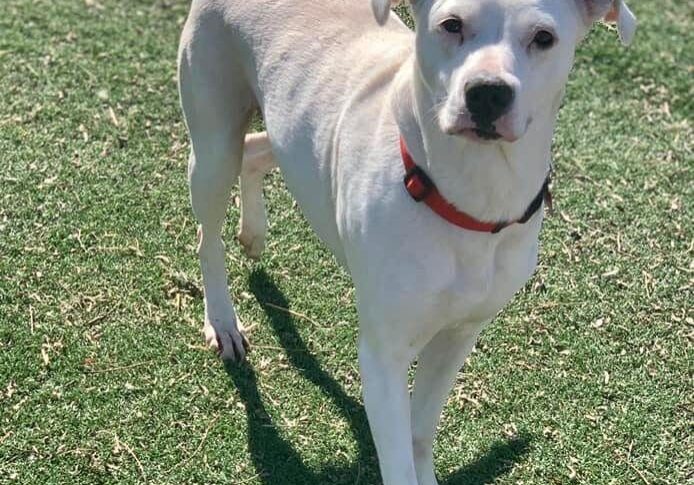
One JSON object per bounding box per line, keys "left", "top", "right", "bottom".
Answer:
{"left": 372, "top": 0, "right": 636, "bottom": 143}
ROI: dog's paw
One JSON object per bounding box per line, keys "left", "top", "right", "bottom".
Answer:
{"left": 238, "top": 231, "right": 265, "bottom": 260}
{"left": 203, "top": 317, "right": 250, "bottom": 362}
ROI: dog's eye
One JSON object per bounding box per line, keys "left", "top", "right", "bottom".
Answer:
{"left": 441, "top": 18, "right": 463, "bottom": 35}
{"left": 533, "top": 30, "right": 556, "bottom": 50}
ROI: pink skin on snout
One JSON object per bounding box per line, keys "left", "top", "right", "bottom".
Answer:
{"left": 439, "top": 48, "right": 529, "bottom": 144}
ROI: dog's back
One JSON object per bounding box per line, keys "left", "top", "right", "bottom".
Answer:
{"left": 182, "top": 0, "right": 410, "bottom": 116}
{"left": 180, "top": 0, "right": 412, "bottom": 254}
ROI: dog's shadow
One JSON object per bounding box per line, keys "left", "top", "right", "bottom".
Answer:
{"left": 224, "top": 267, "right": 531, "bottom": 484}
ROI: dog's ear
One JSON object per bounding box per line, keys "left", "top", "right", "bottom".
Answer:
{"left": 604, "top": 0, "right": 637, "bottom": 45}
{"left": 579, "top": 0, "right": 637, "bottom": 45}
{"left": 371, "top": 0, "right": 402, "bottom": 26}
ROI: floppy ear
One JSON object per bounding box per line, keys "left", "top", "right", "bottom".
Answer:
{"left": 371, "top": 0, "right": 402, "bottom": 26}
{"left": 604, "top": 0, "right": 637, "bottom": 45}
{"left": 579, "top": 0, "right": 637, "bottom": 45}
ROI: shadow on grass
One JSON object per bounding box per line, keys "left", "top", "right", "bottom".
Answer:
{"left": 441, "top": 435, "right": 531, "bottom": 485}
{"left": 224, "top": 267, "right": 377, "bottom": 484}
{"left": 224, "top": 267, "right": 531, "bottom": 484}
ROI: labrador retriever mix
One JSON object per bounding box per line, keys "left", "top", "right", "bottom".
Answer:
{"left": 177, "top": 1, "right": 636, "bottom": 483}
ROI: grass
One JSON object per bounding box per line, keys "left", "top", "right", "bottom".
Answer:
{"left": 0, "top": 0, "right": 691, "bottom": 484}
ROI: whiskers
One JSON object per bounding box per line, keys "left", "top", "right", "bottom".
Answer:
{"left": 426, "top": 98, "right": 447, "bottom": 127}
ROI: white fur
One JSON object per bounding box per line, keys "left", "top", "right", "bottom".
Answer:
{"left": 177, "top": 1, "right": 635, "bottom": 483}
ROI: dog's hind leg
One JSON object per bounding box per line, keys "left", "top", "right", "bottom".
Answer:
{"left": 238, "top": 132, "right": 276, "bottom": 260}
{"left": 410, "top": 325, "right": 484, "bottom": 485}
{"left": 179, "top": 23, "right": 256, "bottom": 361}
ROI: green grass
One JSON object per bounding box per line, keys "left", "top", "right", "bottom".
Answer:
{"left": 0, "top": 1, "right": 691, "bottom": 484}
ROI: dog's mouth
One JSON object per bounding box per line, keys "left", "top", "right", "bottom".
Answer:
{"left": 456, "top": 126, "right": 503, "bottom": 143}
{"left": 441, "top": 109, "right": 523, "bottom": 143}
{"left": 473, "top": 128, "right": 502, "bottom": 140}
{"left": 470, "top": 117, "right": 502, "bottom": 141}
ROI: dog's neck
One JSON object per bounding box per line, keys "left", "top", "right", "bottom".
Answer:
{"left": 392, "top": 58, "right": 556, "bottom": 224}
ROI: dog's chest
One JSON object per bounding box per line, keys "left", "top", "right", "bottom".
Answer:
{"left": 427, "top": 234, "right": 538, "bottom": 325}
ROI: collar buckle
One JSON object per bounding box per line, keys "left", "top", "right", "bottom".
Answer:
{"left": 404, "top": 165, "right": 435, "bottom": 203}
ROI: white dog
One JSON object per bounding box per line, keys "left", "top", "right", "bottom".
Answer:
{"left": 177, "top": 1, "right": 636, "bottom": 483}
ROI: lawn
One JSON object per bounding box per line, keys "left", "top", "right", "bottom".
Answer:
{"left": 0, "top": 1, "right": 691, "bottom": 484}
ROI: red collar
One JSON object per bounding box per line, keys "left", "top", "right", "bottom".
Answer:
{"left": 401, "top": 136, "right": 551, "bottom": 234}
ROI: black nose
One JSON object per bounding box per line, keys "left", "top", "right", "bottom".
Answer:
{"left": 465, "top": 79, "right": 515, "bottom": 125}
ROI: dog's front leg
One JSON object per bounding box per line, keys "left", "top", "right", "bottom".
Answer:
{"left": 410, "top": 324, "right": 485, "bottom": 485}
{"left": 359, "top": 337, "right": 419, "bottom": 485}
